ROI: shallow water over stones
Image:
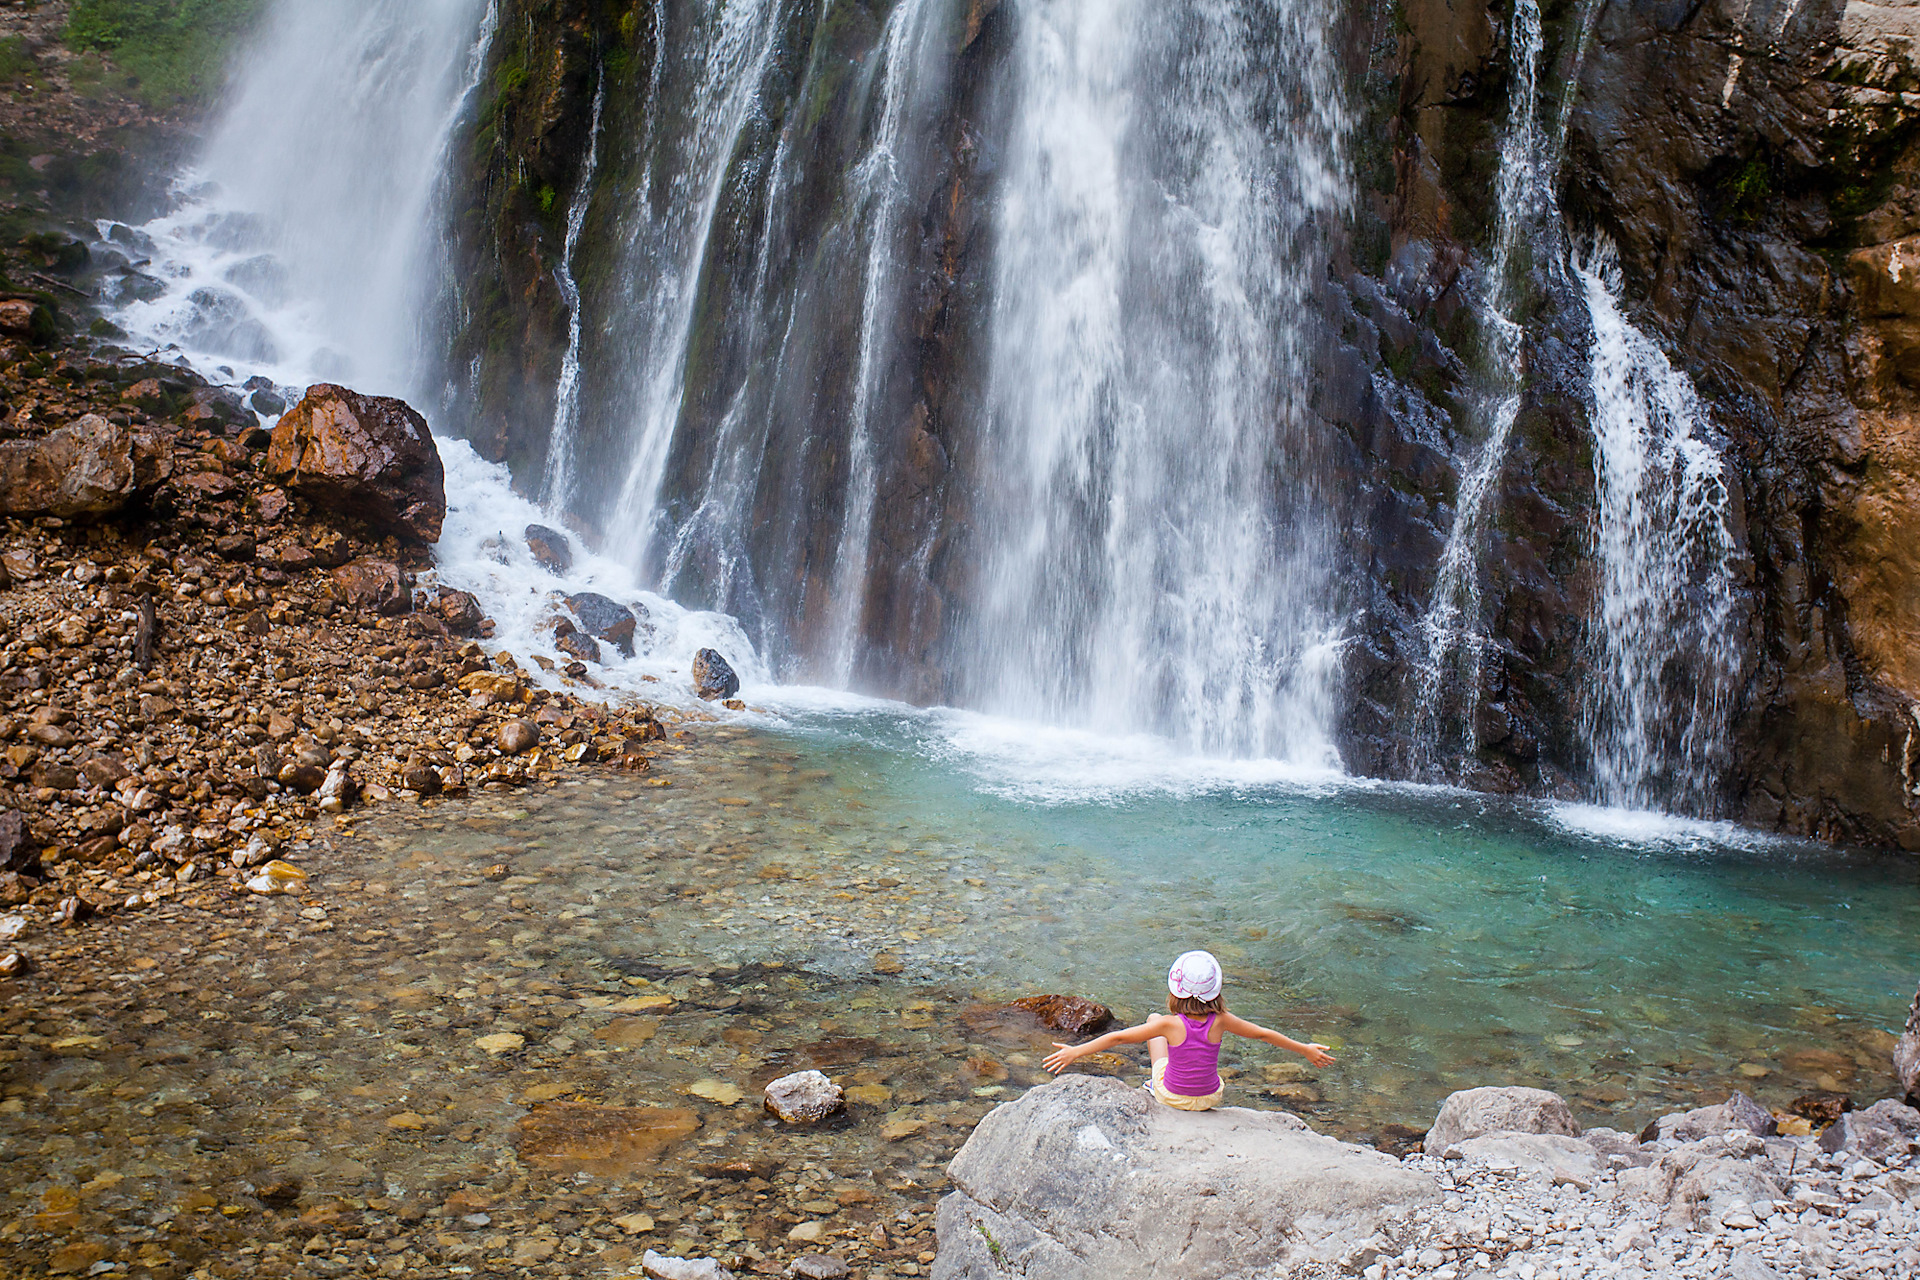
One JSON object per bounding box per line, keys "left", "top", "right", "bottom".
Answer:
{"left": 2, "top": 721, "right": 1916, "bottom": 1277}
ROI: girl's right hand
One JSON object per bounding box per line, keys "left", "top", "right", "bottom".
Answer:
{"left": 1043, "top": 1043, "right": 1079, "bottom": 1074}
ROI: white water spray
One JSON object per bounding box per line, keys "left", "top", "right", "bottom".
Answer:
{"left": 103, "top": 0, "right": 498, "bottom": 399}
{"left": 1574, "top": 240, "right": 1742, "bottom": 812}
{"left": 965, "top": 0, "right": 1350, "bottom": 760}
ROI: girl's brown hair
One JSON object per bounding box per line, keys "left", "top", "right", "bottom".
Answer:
{"left": 1168, "top": 993, "right": 1225, "bottom": 1017}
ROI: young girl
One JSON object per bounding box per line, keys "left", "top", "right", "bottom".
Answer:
{"left": 1041, "top": 949, "right": 1336, "bottom": 1111}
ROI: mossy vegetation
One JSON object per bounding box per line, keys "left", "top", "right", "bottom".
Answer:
{"left": 64, "top": 0, "right": 265, "bottom": 108}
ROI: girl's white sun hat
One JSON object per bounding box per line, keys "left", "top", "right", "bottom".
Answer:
{"left": 1168, "top": 950, "right": 1223, "bottom": 1002}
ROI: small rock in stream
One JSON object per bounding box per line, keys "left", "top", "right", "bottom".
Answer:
{"left": 498, "top": 719, "right": 541, "bottom": 755}
{"left": 641, "top": 1251, "right": 735, "bottom": 1280}
{"left": 764, "top": 1070, "right": 844, "bottom": 1124}
{"left": 524, "top": 524, "right": 573, "bottom": 573}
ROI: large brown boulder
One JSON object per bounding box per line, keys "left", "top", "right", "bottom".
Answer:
{"left": 266, "top": 385, "right": 445, "bottom": 542}
{"left": 331, "top": 559, "right": 411, "bottom": 616}
{"left": 0, "top": 415, "right": 168, "bottom": 519}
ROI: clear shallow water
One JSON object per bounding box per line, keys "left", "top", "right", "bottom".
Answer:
{"left": 5, "top": 722, "right": 1913, "bottom": 1276}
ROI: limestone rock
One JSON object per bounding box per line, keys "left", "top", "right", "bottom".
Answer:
{"left": 525, "top": 524, "right": 573, "bottom": 573}
{"left": 1424, "top": 1086, "right": 1581, "bottom": 1152}
{"left": 934, "top": 1075, "right": 1437, "bottom": 1280}
{"left": 1816, "top": 1097, "right": 1920, "bottom": 1162}
{"left": 1899, "top": 981, "right": 1919, "bottom": 1101}
{"left": 641, "top": 1252, "right": 734, "bottom": 1280}
{"left": 266, "top": 384, "right": 445, "bottom": 542}
{"left": 787, "top": 1256, "right": 850, "bottom": 1279}
{"left": 566, "top": 592, "right": 637, "bottom": 656}
{"left": 693, "top": 648, "right": 740, "bottom": 701}
{"left": 0, "top": 415, "right": 159, "bottom": 518}
{"left": 764, "top": 1070, "right": 844, "bottom": 1123}
{"left": 1449, "top": 1133, "right": 1602, "bottom": 1184}
{"left": 1630, "top": 1137, "right": 1782, "bottom": 1232}
{"left": 331, "top": 559, "right": 411, "bottom": 616}
{"left": 1639, "top": 1091, "right": 1776, "bottom": 1143}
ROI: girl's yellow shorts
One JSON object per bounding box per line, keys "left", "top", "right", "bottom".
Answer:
{"left": 1150, "top": 1058, "right": 1223, "bottom": 1111}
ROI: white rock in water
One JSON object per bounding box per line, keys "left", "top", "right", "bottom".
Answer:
{"left": 0, "top": 914, "right": 26, "bottom": 943}
{"left": 933, "top": 1075, "right": 1438, "bottom": 1279}
{"left": 641, "top": 1250, "right": 735, "bottom": 1280}
{"left": 763, "top": 1070, "right": 844, "bottom": 1123}
{"left": 1425, "top": 1086, "right": 1581, "bottom": 1151}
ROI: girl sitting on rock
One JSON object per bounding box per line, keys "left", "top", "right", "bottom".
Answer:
{"left": 1042, "top": 950, "right": 1336, "bottom": 1111}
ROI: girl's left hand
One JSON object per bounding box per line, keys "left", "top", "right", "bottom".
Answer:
{"left": 1043, "top": 1043, "right": 1079, "bottom": 1074}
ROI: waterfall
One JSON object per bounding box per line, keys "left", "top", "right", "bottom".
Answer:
{"left": 539, "top": 74, "right": 608, "bottom": 511}
{"left": 1574, "top": 240, "right": 1742, "bottom": 813}
{"left": 104, "top": 0, "right": 498, "bottom": 398}
{"left": 960, "top": 0, "right": 1350, "bottom": 759}
{"left": 1410, "top": 0, "right": 1550, "bottom": 772}
{"left": 604, "top": 0, "right": 788, "bottom": 571}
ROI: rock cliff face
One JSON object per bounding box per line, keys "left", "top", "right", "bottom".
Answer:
{"left": 435, "top": 0, "right": 1920, "bottom": 850}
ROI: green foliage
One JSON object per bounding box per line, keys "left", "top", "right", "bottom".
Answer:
{"left": 64, "top": 0, "right": 265, "bottom": 107}
{"left": 0, "top": 36, "right": 38, "bottom": 84}
{"left": 537, "top": 183, "right": 557, "bottom": 215}
{"left": 1718, "top": 157, "right": 1772, "bottom": 225}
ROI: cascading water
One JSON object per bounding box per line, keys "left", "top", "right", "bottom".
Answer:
{"left": 603, "top": 0, "right": 788, "bottom": 570}
{"left": 961, "top": 0, "right": 1350, "bottom": 760}
{"left": 1574, "top": 239, "right": 1743, "bottom": 813}
{"left": 1410, "top": 0, "right": 1550, "bottom": 771}
{"left": 538, "top": 75, "right": 607, "bottom": 511}
{"left": 104, "top": 0, "right": 498, "bottom": 398}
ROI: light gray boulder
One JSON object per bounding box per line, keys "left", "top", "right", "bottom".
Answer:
{"left": 1450, "top": 1133, "right": 1603, "bottom": 1184}
{"left": 1623, "top": 1135, "right": 1782, "bottom": 1232}
{"left": 642, "top": 1252, "right": 734, "bottom": 1280}
{"left": 1897, "top": 980, "right": 1918, "bottom": 1100}
{"left": 933, "top": 1075, "right": 1438, "bottom": 1280}
{"left": 1817, "top": 1097, "right": 1920, "bottom": 1162}
{"left": 1424, "top": 1086, "right": 1581, "bottom": 1152}
{"left": 1639, "top": 1091, "right": 1776, "bottom": 1143}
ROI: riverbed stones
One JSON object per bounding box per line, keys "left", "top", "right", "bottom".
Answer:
{"left": 693, "top": 648, "right": 740, "bottom": 700}
{"left": 497, "top": 719, "right": 540, "bottom": 754}
{"left": 330, "top": 558, "right": 410, "bottom": 616}
{"left": 514, "top": 1103, "right": 700, "bottom": 1177}
{"left": 1425, "top": 1086, "right": 1581, "bottom": 1151}
{"left": 934, "top": 1075, "right": 1437, "bottom": 1280}
{"left": 764, "top": 1070, "right": 844, "bottom": 1123}
{"left": 266, "top": 384, "right": 445, "bottom": 542}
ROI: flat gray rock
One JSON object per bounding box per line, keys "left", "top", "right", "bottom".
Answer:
{"left": 933, "top": 1075, "right": 1438, "bottom": 1280}
{"left": 1425, "top": 1086, "right": 1581, "bottom": 1151}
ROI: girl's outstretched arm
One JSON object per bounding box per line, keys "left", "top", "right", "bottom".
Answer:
{"left": 1043, "top": 1014, "right": 1180, "bottom": 1074}
{"left": 1218, "top": 1011, "right": 1337, "bottom": 1067}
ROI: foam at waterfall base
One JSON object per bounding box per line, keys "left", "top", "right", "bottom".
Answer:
{"left": 431, "top": 440, "right": 769, "bottom": 709}
{"left": 1545, "top": 801, "right": 1784, "bottom": 853}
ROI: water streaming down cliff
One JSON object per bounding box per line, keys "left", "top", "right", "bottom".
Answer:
{"left": 105, "top": 0, "right": 498, "bottom": 397}
{"left": 1574, "top": 240, "right": 1744, "bottom": 814}
{"left": 1410, "top": 0, "right": 1551, "bottom": 774}
{"left": 959, "top": 0, "right": 1350, "bottom": 759}
{"left": 538, "top": 74, "right": 607, "bottom": 510}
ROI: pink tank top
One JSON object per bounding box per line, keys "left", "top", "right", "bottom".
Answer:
{"left": 1163, "top": 1014, "right": 1222, "bottom": 1096}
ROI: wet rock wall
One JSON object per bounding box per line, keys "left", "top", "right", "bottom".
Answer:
{"left": 433, "top": 0, "right": 1920, "bottom": 851}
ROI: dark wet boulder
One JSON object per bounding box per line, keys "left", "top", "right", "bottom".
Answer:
{"left": 566, "top": 592, "right": 637, "bottom": 657}
{"left": 428, "top": 587, "right": 485, "bottom": 635}
{"left": 525, "top": 524, "right": 573, "bottom": 573}
{"left": 0, "top": 809, "right": 38, "bottom": 877}
{"left": 266, "top": 384, "right": 445, "bottom": 542}
{"left": 1009, "top": 995, "right": 1115, "bottom": 1038}
{"left": 555, "top": 628, "right": 600, "bottom": 664}
{"left": 692, "top": 649, "right": 740, "bottom": 701}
